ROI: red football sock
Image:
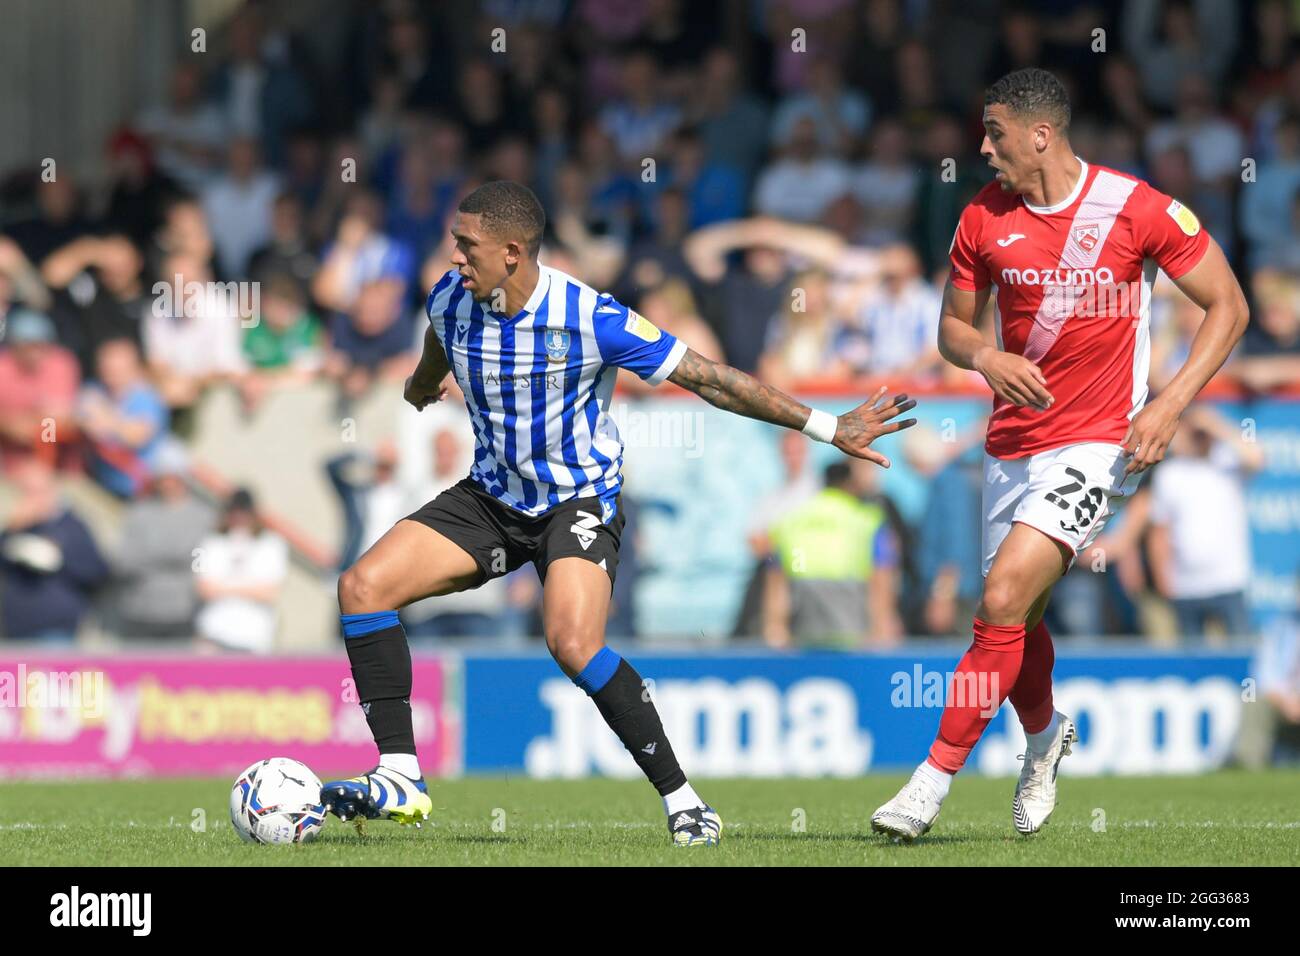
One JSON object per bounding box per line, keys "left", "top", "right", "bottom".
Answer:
{"left": 1009, "top": 619, "right": 1056, "bottom": 734}
{"left": 927, "top": 618, "right": 1025, "bottom": 774}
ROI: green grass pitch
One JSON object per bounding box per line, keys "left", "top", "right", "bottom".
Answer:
{"left": 2, "top": 770, "right": 1297, "bottom": 866}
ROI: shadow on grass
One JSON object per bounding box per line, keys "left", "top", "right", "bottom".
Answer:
{"left": 728, "top": 827, "right": 985, "bottom": 846}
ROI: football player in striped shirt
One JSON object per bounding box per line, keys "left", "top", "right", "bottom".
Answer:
{"left": 322, "top": 180, "right": 917, "bottom": 846}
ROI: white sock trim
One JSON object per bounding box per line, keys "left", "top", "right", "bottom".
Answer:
{"left": 379, "top": 753, "right": 421, "bottom": 779}
{"left": 663, "top": 781, "right": 704, "bottom": 816}
{"left": 1026, "top": 712, "right": 1061, "bottom": 755}
{"left": 914, "top": 761, "right": 952, "bottom": 800}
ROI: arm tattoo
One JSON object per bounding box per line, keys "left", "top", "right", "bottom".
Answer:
{"left": 668, "top": 348, "right": 811, "bottom": 430}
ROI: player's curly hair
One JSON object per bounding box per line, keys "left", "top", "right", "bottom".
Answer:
{"left": 985, "top": 68, "right": 1071, "bottom": 131}
{"left": 458, "top": 180, "right": 546, "bottom": 257}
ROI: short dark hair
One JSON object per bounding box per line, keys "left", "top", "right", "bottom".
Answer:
{"left": 457, "top": 180, "right": 546, "bottom": 256}
{"left": 985, "top": 68, "right": 1071, "bottom": 131}
{"left": 824, "top": 461, "right": 853, "bottom": 489}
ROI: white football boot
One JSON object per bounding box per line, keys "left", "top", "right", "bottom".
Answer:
{"left": 871, "top": 768, "right": 945, "bottom": 842}
{"left": 1012, "top": 712, "right": 1078, "bottom": 835}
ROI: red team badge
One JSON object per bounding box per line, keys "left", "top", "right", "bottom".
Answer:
{"left": 1073, "top": 223, "right": 1099, "bottom": 252}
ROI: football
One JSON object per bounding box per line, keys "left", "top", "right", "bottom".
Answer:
{"left": 229, "top": 758, "right": 327, "bottom": 845}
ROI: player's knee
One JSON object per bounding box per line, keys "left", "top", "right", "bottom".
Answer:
{"left": 545, "top": 621, "right": 600, "bottom": 673}
{"left": 338, "top": 563, "right": 388, "bottom": 613}
{"left": 979, "top": 577, "right": 1029, "bottom": 625}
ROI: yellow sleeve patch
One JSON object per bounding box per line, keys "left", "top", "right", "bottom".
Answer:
{"left": 624, "top": 311, "right": 662, "bottom": 343}
{"left": 1166, "top": 199, "right": 1201, "bottom": 237}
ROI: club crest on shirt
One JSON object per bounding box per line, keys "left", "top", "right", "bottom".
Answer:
{"left": 1073, "top": 222, "right": 1100, "bottom": 252}
{"left": 1166, "top": 199, "right": 1200, "bottom": 236}
{"left": 544, "top": 328, "right": 571, "bottom": 363}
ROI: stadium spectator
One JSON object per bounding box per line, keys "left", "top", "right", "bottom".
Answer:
{"left": 247, "top": 192, "right": 320, "bottom": 291}
{"left": 771, "top": 60, "right": 871, "bottom": 158}
{"left": 134, "top": 61, "right": 227, "bottom": 191}
{"left": 374, "top": 7, "right": 450, "bottom": 113}
{"left": 0, "top": 459, "right": 109, "bottom": 642}
{"left": 0, "top": 308, "right": 79, "bottom": 474}
{"left": 42, "top": 234, "right": 150, "bottom": 375}
{"left": 0, "top": 234, "right": 51, "bottom": 314}
{"left": 1149, "top": 405, "right": 1264, "bottom": 642}
{"left": 531, "top": 86, "right": 574, "bottom": 210}
{"left": 754, "top": 116, "right": 852, "bottom": 224}
{"left": 201, "top": 137, "right": 280, "bottom": 279}
{"left": 910, "top": 114, "right": 988, "bottom": 276}
{"left": 312, "top": 191, "right": 416, "bottom": 313}
{"left": 748, "top": 431, "right": 819, "bottom": 559}
{"left": 143, "top": 252, "right": 248, "bottom": 415}
{"left": 656, "top": 127, "right": 745, "bottom": 230}
{"left": 912, "top": 426, "right": 984, "bottom": 637}
{"left": 549, "top": 159, "right": 631, "bottom": 290}
{"left": 734, "top": 431, "right": 818, "bottom": 638}
{"left": 1239, "top": 117, "right": 1300, "bottom": 272}
{"left": 280, "top": 129, "right": 327, "bottom": 214}
{"left": 598, "top": 50, "right": 681, "bottom": 165}
{"left": 1149, "top": 278, "right": 1205, "bottom": 393}
{"left": 1234, "top": 604, "right": 1300, "bottom": 768}
{"left": 758, "top": 269, "right": 850, "bottom": 389}
{"left": 383, "top": 128, "right": 461, "bottom": 269}
{"left": 98, "top": 127, "right": 179, "bottom": 248}
{"left": 763, "top": 0, "right": 857, "bottom": 94}
{"left": 1121, "top": 0, "right": 1238, "bottom": 111}
{"left": 323, "top": 275, "right": 414, "bottom": 406}
{"left": 851, "top": 118, "right": 918, "bottom": 246}
{"left": 690, "top": 48, "right": 770, "bottom": 192}
{"left": 239, "top": 272, "right": 323, "bottom": 411}
{"left": 613, "top": 186, "right": 695, "bottom": 304}
{"left": 835, "top": 244, "right": 943, "bottom": 379}
{"left": 208, "top": 3, "right": 314, "bottom": 169}
{"left": 1229, "top": 271, "right": 1300, "bottom": 393}
{"left": 684, "top": 218, "right": 830, "bottom": 374}
{"left": 78, "top": 338, "right": 170, "bottom": 498}
{"left": 765, "top": 460, "right": 902, "bottom": 648}
{"left": 455, "top": 58, "right": 529, "bottom": 157}
{"left": 326, "top": 438, "right": 405, "bottom": 573}
{"left": 6, "top": 176, "right": 93, "bottom": 266}
{"left": 194, "top": 487, "right": 289, "bottom": 654}
{"left": 154, "top": 196, "right": 216, "bottom": 267}
{"left": 110, "top": 442, "right": 213, "bottom": 640}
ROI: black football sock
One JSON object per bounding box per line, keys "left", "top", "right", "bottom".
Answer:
{"left": 340, "top": 612, "right": 416, "bottom": 759}
{"left": 574, "top": 648, "right": 688, "bottom": 796}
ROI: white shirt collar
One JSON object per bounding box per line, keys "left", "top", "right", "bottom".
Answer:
{"left": 520, "top": 267, "right": 551, "bottom": 316}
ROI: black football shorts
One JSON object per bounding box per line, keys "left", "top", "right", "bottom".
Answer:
{"left": 404, "top": 478, "right": 625, "bottom": 585}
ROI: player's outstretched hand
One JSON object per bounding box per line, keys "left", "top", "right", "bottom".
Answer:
{"left": 832, "top": 387, "right": 918, "bottom": 468}
{"left": 974, "top": 347, "right": 1054, "bottom": 411}
{"left": 1121, "top": 395, "right": 1181, "bottom": 476}
{"left": 404, "top": 373, "right": 450, "bottom": 411}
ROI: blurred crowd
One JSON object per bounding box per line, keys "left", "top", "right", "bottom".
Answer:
{"left": 1, "top": 0, "right": 1299, "bottom": 757}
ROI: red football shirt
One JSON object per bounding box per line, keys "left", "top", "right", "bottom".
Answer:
{"left": 949, "top": 159, "right": 1210, "bottom": 458}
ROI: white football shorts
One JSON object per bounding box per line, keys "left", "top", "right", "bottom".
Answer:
{"left": 981, "top": 441, "right": 1139, "bottom": 577}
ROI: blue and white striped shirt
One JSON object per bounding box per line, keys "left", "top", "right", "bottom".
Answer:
{"left": 426, "top": 265, "right": 687, "bottom": 518}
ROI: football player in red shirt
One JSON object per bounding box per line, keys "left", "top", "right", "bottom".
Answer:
{"left": 872, "top": 69, "right": 1249, "bottom": 841}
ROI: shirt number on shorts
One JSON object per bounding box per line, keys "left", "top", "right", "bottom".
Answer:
{"left": 1043, "top": 466, "right": 1104, "bottom": 535}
